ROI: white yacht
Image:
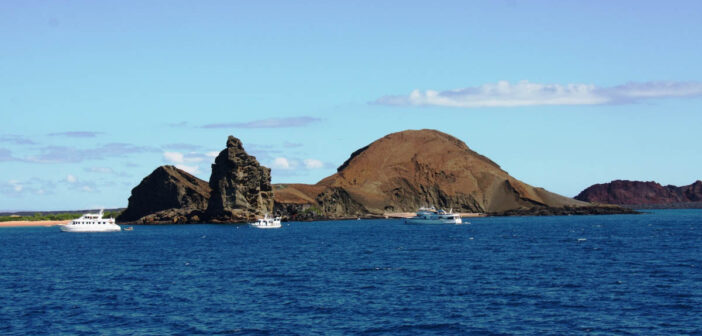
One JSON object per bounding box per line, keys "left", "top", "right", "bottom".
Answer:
{"left": 60, "top": 209, "right": 121, "bottom": 232}
{"left": 250, "top": 214, "right": 282, "bottom": 229}
{"left": 405, "top": 207, "right": 463, "bottom": 224}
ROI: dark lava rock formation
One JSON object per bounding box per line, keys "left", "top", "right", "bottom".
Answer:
{"left": 205, "top": 136, "right": 274, "bottom": 222}
{"left": 117, "top": 165, "right": 211, "bottom": 223}
{"left": 119, "top": 136, "right": 274, "bottom": 223}
{"left": 274, "top": 129, "right": 632, "bottom": 218}
{"left": 575, "top": 180, "right": 702, "bottom": 208}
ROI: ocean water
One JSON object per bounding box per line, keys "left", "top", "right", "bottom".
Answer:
{"left": 1, "top": 210, "right": 700, "bottom": 335}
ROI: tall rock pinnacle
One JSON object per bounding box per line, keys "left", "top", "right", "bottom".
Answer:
{"left": 205, "top": 135, "right": 274, "bottom": 221}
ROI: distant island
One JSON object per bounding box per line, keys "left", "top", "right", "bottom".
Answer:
{"left": 116, "top": 129, "right": 634, "bottom": 224}
{"left": 575, "top": 180, "right": 702, "bottom": 209}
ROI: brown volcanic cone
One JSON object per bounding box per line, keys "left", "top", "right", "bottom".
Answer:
{"left": 276, "top": 129, "right": 591, "bottom": 217}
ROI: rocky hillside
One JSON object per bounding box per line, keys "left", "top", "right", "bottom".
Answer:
{"left": 275, "top": 129, "right": 632, "bottom": 218}
{"left": 575, "top": 180, "right": 702, "bottom": 208}
{"left": 117, "top": 165, "right": 211, "bottom": 223}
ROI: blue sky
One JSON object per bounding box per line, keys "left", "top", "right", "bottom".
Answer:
{"left": 2, "top": 1, "right": 701, "bottom": 211}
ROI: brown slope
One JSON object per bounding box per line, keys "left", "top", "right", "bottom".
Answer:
{"left": 275, "top": 129, "right": 591, "bottom": 217}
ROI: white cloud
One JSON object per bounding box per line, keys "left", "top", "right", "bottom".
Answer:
{"left": 2, "top": 178, "right": 57, "bottom": 196}
{"left": 163, "top": 151, "right": 210, "bottom": 175}
{"left": 304, "top": 159, "right": 324, "bottom": 169}
{"left": 163, "top": 151, "right": 184, "bottom": 164}
{"left": 206, "top": 151, "right": 219, "bottom": 158}
{"left": 66, "top": 174, "right": 77, "bottom": 183}
{"left": 273, "top": 157, "right": 293, "bottom": 169}
{"left": 175, "top": 164, "right": 200, "bottom": 175}
{"left": 164, "top": 151, "right": 206, "bottom": 163}
{"left": 374, "top": 80, "right": 702, "bottom": 108}
{"left": 11, "top": 181, "right": 23, "bottom": 192}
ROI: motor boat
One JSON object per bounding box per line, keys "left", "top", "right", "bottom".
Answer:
{"left": 60, "top": 209, "right": 121, "bottom": 232}
{"left": 405, "top": 207, "right": 463, "bottom": 224}
{"left": 250, "top": 214, "right": 282, "bottom": 229}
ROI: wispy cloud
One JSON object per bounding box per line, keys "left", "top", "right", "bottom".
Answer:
{"left": 0, "top": 148, "right": 18, "bottom": 162}
{"left": 202, "top": 117, "right": 321, "bottom": 129}
{"left": 0, "top": 134, "right": 36, "bottom": 145}
{"left": 62, "top": 174, "right": 96, "bottom": 192}
{"left": 162, "top": 150, "right": 218, "bottom": 175}
{"left": 162, "top": 143, "right": 203, "bottom": 151}
{"left": 283, "top": 141, "right": 303, "bottom": 148}
{"left": 166, "top": 121, "right": 190, "bottom": 128}
{"left": 1, "top": 178, "right": 56, "bottom": 196}
{"left": 24, "top": 143, "right": 158, "bottom": 163}
{"left": 270, "top": 157, "right": 331, "bottom": 171}
{"left": 84, "top": 167, "right": 129, "bottom": 177}
{"left": 267, "top": 156, "right": 334, "bottom": 178}
{"left": 304, "top": 159, "right": 324, "bottom": 169}
{"left": 374, "top": 80, "right": 702, "bottom": 108}
{"left": 48, "top": 131, "right": 103, "bottom": 138}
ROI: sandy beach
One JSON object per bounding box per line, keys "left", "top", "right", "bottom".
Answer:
{"left": 0, "top": 220, "right": 70, "bottom": 228}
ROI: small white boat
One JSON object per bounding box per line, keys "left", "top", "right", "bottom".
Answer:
{"left": 250, "top": 214, "right": 282, "bottom": 229}
{"left": 60, "top": 209, "right": 121, "bottom": 232}
{"left": 405, "top": 207, "right": 463, "bottom": 224}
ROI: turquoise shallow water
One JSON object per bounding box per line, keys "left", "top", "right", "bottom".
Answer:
{"left": 1, "top": 210, "right": 701, "bottom": 335}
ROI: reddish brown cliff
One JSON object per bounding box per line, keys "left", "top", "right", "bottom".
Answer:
{"left": 575, "top": 180, "right": 702, "bottom": 208}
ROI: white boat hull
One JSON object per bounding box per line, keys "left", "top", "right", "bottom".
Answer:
{"left": 250, "top": 223, "right": 282, "bottom": 229}
{"left": 60, "top": 224, "right": 121, "bottom": 232}
{"left": 250, "top": 215, "right": 282, "bottom": 229}
{"left": 405, "top": 218, "right": 463, "bottom": 225}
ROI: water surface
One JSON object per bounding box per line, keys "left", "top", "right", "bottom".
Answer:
{"left": 1, "top": 210, "right": 700, "bottom": 335}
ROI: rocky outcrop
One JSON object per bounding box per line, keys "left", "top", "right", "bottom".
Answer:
{"left": 205, "top": 136, "right": 274, "bottom": 222}
{"left": 575, "top": 180, "right": 702, "bottom": 208}
{"left": 120, "top": 136, "right": 275, "bottom": 223}
{"left": 492, "top": 205, "right": 638, "bottom": 216}
{"left": 275, "top": 129, "right": 622, "bottom": 217}
{"left": 117, "top": 165, "right": 211, "bottom": 223}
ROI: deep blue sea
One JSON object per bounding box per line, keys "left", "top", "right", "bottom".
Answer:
{"left": 1, "top": 210, "right": 701, "bottom": 335}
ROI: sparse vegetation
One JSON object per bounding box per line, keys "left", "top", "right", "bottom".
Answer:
{"left": 302, "top": 206, "right": 323, "bottom": 216}
{"left": 0, "top": 210, "right": 124, "bottom": 222}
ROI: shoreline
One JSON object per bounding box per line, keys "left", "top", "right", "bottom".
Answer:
{"left": 383, "top": 212, "right": 486, "bottom": 219}
{"left": 0, "top": 220, "right": 70, "bottom": 228}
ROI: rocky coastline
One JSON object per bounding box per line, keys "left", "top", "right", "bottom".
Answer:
{"left": 118, "top": 130, "right": 638, "bottom": 224}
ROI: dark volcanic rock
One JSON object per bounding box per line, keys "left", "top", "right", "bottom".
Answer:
{"left": 117, "top": 165, "right": 211, "bottom": 223}
{"left": 575, "top": 180, "right": 702, "bottom": 207}
{"left": 205, "top": 136, "right": 274, "bottom": 222}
